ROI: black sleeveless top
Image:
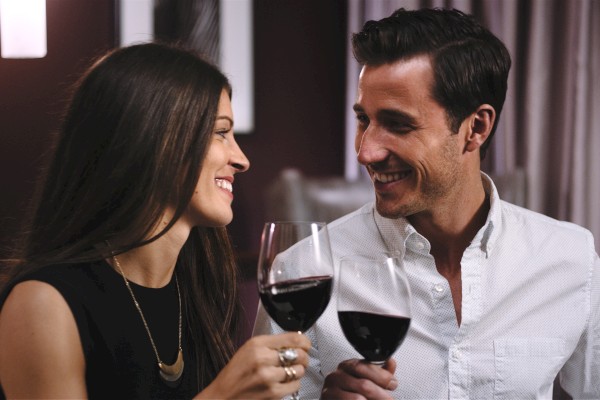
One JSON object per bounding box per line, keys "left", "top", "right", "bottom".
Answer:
{"left": 0, "top": 261, "right": 199, "bottom": 399}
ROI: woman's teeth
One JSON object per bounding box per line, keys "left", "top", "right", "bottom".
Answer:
{"left": 215, "top": 179, "right": 232, "bottom": 193}
{"left": 373, "top": 171, "right": 411, "bottom": 183}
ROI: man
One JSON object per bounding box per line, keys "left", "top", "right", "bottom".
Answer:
{"left": 254, "top": 8, "right": 599, "bottom": 399}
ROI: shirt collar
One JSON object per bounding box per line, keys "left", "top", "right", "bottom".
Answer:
{"left": 372, "top": 171, "right": 502, "bottom": 257}
{"left": 477, "top": 171, "right": 501, "bottom": 255}
{"left": 373, "top": 207, "right": 432, "bottom": 258}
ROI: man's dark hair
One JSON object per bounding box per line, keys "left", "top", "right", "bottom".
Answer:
{"left": 352, "top": 8, "right": 511, "bottom": 159}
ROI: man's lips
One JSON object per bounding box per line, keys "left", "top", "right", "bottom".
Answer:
{"left": 372, "top": 170, "right": 411, "bottom": 183}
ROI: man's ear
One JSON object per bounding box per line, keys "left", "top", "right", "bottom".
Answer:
{"left": 464, "top": 104, "right": 495, "bottom": 153}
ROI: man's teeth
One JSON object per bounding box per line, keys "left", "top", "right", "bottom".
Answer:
{"left": 373, "top": 171, "right": 410, "bottom": 183}
{"left": 216, "top": 179, "right": 233, "bottom": 193}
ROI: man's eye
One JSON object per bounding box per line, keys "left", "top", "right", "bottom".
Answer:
{"left": 356, "top": 114, "right": 369, "bottom": 125}
{"left": 385, "top": 121, "right": 414, "bottom": 134}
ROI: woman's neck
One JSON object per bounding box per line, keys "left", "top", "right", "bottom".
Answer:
{"left": 110, "top": 217, "right": 191, "bottom": 288}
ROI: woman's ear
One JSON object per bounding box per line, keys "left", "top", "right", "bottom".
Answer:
{"left": 464, "top": 104, "right": 495, "bottom": 153}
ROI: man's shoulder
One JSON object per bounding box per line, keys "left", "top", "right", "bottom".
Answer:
{"left": 499, "top": 200, "right": 595, "bottom": 247}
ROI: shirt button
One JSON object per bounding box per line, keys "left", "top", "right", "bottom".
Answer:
{"left": 415, "top": 242, "right": 425, "bottom": 250}
{"left": 452, "top": 348, "right": 462, "bottom": 359}
{"left": 433, "top": 284, "right": 444, "bottom": 293}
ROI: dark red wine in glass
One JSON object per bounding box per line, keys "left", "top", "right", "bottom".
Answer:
{"left": 260, "top": 275, "right": 333, "bottom": 332}
{"left": 338, "top": 311, "right": 411, "bottom": 364}
{"left": 337, "top": 255, "right": 412, "bottom": 365}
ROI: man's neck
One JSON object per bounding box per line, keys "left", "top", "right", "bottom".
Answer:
{"left": 407, "top": 184, "right": 490, "bottom": 270}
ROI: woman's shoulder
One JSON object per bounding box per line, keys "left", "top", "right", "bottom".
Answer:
{"left": 24, "top": 259, "right": 108, "bottom": 280}
{"left": 17, "top": 260, "right": 115, "bottom": 295}
{"left": 1, "top": 260, "right": 117, "bottom": 336}
{"left": 3, "top": 275, "right": 67, "bottom": 309}
{"left": 0, "top": 278, "right": 87, "bottom": 398}
{"left": 0, "top": 260, "right": 110, "bottom": 330}
{"left": 0, "top": 278, "right": 73, "bottom": 331}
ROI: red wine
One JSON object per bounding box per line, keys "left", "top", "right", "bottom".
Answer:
{"left": 260, "top": 276, "right": 333, "bottom": 332}
{"left": 338, "top": 311, "right": 410, "bottom": 363}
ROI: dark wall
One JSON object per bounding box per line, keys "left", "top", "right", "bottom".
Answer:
{"left": 0, "top": 0, "right": 116, "bottom": 261}
{"left": 0, "top": 1, "right": 347, "bottom": 271}
{"left": 230, "top": 0, "right": 347, "bottom": 268}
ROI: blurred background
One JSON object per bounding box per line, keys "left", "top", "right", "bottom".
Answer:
{"left": 1, "top": 0, "right": 599, "bottom": 335}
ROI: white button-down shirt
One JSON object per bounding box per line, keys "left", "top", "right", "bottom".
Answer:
{"left": 254, "top": 174, "right": 600, "bottom": 399}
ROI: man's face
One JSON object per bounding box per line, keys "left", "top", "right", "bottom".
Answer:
{"left": 353, "top": 56, "right": 466, "bottom": 219}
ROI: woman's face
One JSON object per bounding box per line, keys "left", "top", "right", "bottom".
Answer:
{"left": 183, "top": 90, "right": 250, "bottom": 227}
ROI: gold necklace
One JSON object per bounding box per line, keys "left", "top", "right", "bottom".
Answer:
{"left": 112, "top": 255, "right": 184, "bottom": 387}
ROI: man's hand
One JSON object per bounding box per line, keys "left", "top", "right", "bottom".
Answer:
{"left": 321, "top": 358, "right": 398, "bottom": 399}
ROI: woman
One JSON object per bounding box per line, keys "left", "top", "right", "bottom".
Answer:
{"left": 0, "top": 43, "right": 309, "bottom": 399}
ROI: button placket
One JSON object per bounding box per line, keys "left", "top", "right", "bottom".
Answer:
{"left": 448, "top": 339, "right": 471, "bottom": 399}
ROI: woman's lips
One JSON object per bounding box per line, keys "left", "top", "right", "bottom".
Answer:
{"left": 215, "top": 178, "right": 233, "bottom": 193}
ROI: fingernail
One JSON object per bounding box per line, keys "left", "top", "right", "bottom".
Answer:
{"left": 386, "top": 378, "right": 398, "bottom": 390}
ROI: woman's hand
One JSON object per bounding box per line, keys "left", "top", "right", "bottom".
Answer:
{"left": 195, "top": 332, "right": 311, "bottom": 399}
{"left": 320, "top": 358, "right": 397, "bottom": 400}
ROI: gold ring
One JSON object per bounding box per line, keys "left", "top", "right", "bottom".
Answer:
{"left": 283, "top": 366, "right": 296, "bottom": 382}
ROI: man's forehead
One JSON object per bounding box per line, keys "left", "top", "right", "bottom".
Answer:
{"left": 358, "top": 56, "right": 433, "bottom": 86}
{"left": 356, "top": 58, "right": 434, "bottom": 107}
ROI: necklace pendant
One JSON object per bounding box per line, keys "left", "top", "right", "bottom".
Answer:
{"left": 158, "top": 348, "right": 184, "bottom": 387}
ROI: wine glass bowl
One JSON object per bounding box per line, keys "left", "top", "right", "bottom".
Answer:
{"left": 337, "top": 254, "right": 412, "bottom": 365}
{"left": 257, "top": 222, "right": 334, "bottom": 333}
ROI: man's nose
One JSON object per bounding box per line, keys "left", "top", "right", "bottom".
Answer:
{"left": 356, "top": 127, "right": 387, "bottom": 166}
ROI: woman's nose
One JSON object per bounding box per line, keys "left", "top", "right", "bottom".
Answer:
{"left": 230, "top": 139, "right": 250, "bottom": 173}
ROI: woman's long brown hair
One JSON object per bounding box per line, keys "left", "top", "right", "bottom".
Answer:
{"left": 1, "top": 42, "right": 242, "bottom": 388}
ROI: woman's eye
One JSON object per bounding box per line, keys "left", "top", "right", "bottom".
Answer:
{"left": 215, "top": 130, "right": 228, "bottom": 138}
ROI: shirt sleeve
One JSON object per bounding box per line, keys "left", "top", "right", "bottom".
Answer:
{"left": 559, "top": 240, "right": 600, "bottom": 399}
{"left": 252, "top": 303, "right": 326, "bottom": 399}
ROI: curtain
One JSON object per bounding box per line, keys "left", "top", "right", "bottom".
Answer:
{"left": 345, "top": 0, "right": 600, "bottom": 250}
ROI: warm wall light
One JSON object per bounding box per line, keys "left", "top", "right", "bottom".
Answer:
{"left": 0, "top": 0, "right": 47, "bottom": 58}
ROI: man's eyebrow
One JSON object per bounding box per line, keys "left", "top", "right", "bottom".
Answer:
{"left": 353, "top": 105, "right": 417, "bottom": 122}
{"left": 352, "top": 104, "right": 364, "bottom": 113}
{"left": 377, "top": 109, "right": 418, "bottom": 125}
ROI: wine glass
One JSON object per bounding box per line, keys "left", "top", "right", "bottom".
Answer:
{"left": 337, "top": 254, "right": 412, "bottom": 365}
{"left": 257, "top": 221, "right": 334, "bottom": 332}
{"left": 257, "top": 221, "right": 334, "bottom": 398}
